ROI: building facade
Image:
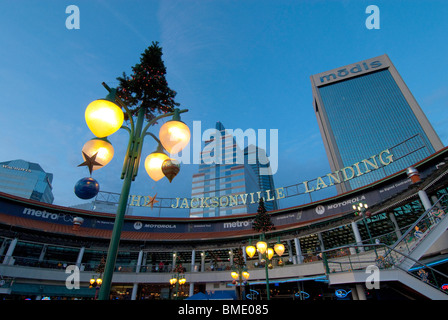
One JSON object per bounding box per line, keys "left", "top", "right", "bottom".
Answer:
{"left": 0, "top": 159, "right": 54, "bottom": 204}
{"left": 310, "top": 54, "right": 444, "bottom": 193}
{"left": 244, "top": 145, "right": 278, "bottom": 211}
{"left": 190, "top": 122, "right": 262, "bottom": 218}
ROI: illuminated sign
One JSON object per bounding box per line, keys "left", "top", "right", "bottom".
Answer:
{"left": 303, "top": 149, "right": 394, "bottom": 193}
{"left": 442, "top": 284, "right": 448, "bottom": 291}
{"left": 335, "top": 289, "right": 351, "bottom": 298}
{"left": 2, "top": 165, "right": 31, "bottom": 173}
{"left": 128, "top": 149, "right": 394, "bottom": 208}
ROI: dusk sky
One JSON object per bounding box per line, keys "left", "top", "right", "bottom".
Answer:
{"left": 1, "top": 1, "right": 447, "bottom": 217}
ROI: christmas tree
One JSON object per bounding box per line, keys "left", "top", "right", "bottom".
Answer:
{"left": 233, "top": 247, "right": 245, "bottom": 268}
{"left": 252, "top": 197, "right": 275, "bottom": 233}
{"left": 116, "top": 41, "right": 180, "bottom": 122}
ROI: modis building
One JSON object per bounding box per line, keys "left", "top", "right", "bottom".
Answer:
{"left": 310, "top": 54, "right": 443, "bottom": 194}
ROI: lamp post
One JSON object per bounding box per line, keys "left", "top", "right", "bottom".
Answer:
{"left": 245, "top": 236, "right": 284, "bottom": 300}
{"left": 81, "top": 83, "right": 190, "bottom": 300}
{"left": 352, "top": 202, "right": 377, "bottom": 256}
{"left": 230, "top": 248, "right": 250, "bottom": 300}
{"left": 170, "top": 265, "right": 186, "bottom": 300}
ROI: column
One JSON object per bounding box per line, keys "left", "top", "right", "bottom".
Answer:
{"left": 388, "top": 212, "right": 402, "bottom": 240}
{"left": 351, "top": 221, "right": 364, "bottom": 253}
{"left": 191, "top": 249, "right": 196, "bottom": 272}
{"left": 131, "top": 250, "right": 144, "bottom": 300}
{"left": 200, "top": 252, "right": 205, "bottom": 272}
{"left": 287, "top": 240, "right": 295, "bottom": 264}
{"left": 294, "top": 238, "right": 303, "bottom": 264}
{"left": 75, "top": 246, "right": 85, "bottom": 268}
{"left": 39, "top": 245, "right": 48, "bottom": 264}
{"left": 189, "top": 283, "right": 194, "bottom": 297}
{"left": 355, "top": 284, "right": 366, "bottom": 300}
{"left": 229, "top": 250, "right": 234, "bottom": 266}
{"left": 418, "top": 190, "right": 432, "bottom": 210}
{"left": 2, "top": 238, "right": 18, "bottom": 265}
{"left": 242, "top": 246, "right": 247, "bottom": 263}
{"left": 172, "top": 252, "right": 177, "bottom": 268}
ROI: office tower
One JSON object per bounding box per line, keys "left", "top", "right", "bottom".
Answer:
{"left": 310, "top": 54, "right": 443, "bottom": 193}
{"left": 190, "top": 122, "right": 260, "bottom": 218}
{"left": 244, "top": 145, "right": 278, "bottom": 211}
{"left": 0, "top": 159, "right": 54, "bottom": 203}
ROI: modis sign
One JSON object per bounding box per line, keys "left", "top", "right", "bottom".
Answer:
{"left": 312, "top": 55, "right": 389, "bottom": 87}
{"left": 319, "top": 60, "right": 382, "bottom": 84}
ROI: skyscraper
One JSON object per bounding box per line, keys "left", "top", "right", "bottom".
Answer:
{"left": 190, "top": 122, "right": 265, "bottom": 218}
{"left": 310, "top": 54, "right": 443, "bottom": 193}
{"left": 244, "top": 145, "right": 278, "bottom": 211}
{"left": 0, "top": 159, "right": 54, "bottom": 203}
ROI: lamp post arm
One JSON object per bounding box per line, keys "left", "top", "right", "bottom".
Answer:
{"left": 141, "top": 108, "right": 189, "bottom": 138}
{"left": 102, "top": 82, "right": 135, "bottom": 135}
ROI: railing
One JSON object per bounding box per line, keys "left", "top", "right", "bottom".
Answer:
{"left": 322, "top": 243, "right": 448, "bottom": 297}
{"left": 385, "top": 194, "right": 448, "bottom": 261}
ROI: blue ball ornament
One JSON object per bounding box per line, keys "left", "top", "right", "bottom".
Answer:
{"left": 74, "top": 177, "right": 100, "bottom": 199}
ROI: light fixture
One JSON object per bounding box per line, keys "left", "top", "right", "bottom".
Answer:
{"left": 179, "top": 276, "right": 186, "bottom": 285}
{"left": 256, "top": 240, "right": 268, "bottom": 255}
{"left": 242, "top": 271, "right": 250, "bottom": 280}
{"left": 85, "top": 91, "right": 124, "bottom": 138}
{"left": 159, "top": 109, "right": 191, "bottom": 154}
{"left": 274, "top": 242, "right": 285, "bottom": 257}
{"left": 231, "top": 271, "right": 239, "bottom": 280}
{"left": 246, "top": 245, "right": 256, "bottom": 258}
{"left": 144, "top": 150, "right": 170, "bottom": 181}
{"left": 267, "top": 248, "right": 274, "bottom": 260}
{"left": 81, "top": 138, "right": 114, "bottom": 170}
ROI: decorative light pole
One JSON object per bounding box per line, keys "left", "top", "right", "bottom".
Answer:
{"left": 230, "top": 247, "right": 250, "bottom": 300}
{"left": 170, "top": 264, "right": 187, "bottom": 300}
{"left": 353, "top": 202, "right": 377, "bottom": 255}
{"left": 79, "top": 82, "right": 190, "bottom": 300}
{"left": 245, "top": 198, "right": 284, "bottom": 300}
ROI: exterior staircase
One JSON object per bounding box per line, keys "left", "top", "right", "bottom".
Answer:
{"left": 323, "top": 194, "right": 448, "bottom": 300}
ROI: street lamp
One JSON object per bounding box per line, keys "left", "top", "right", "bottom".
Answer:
{"left": 81, "top": 83, "right": 190, "bottom": 300}
{"left": 352, "top": 202, "right": 377, "bottom": 255}
{"left": 170, "top": 271, "right": 186, "bottom": 299}
{"left": 230, "top": 248, "right": 250, "bottom": 300}
{"left": 245, "top": 236, "right": 285, "bottom": 300}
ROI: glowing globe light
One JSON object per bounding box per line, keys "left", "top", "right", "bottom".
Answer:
{"left": 159, "top": 120, "right": 191, "bottom": 154}
{"left": 85, "top": 99, "right": 124, "bottom": 138}
{"left": 179, "top": 277, "right": 186, "bottom": 285}
{"left": 266, "top": 248, "right": 274, "bottom": 260}
{"left": 246, "top": 245, "right": 256, "bottom": 258}
{"left": 231, "top": 271, "right": 239, "bottom": 280}
{"left": 81, "top": 138, "right": 114, "bottom": 170}
{"left": 256, "top": 241, "right": 268, "bottom": 255}
{"left": 274, "top": 243, "right": 285, "bottom": 257}
{"left": 144, "top": 152, "right": 170, "bottom": 181}
{"left": 242, "top": 271, "right": 250, "bottom": 280}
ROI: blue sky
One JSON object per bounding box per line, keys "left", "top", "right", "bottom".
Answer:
{"left": 0, "top": 1, "right": 447, "bottom": 217}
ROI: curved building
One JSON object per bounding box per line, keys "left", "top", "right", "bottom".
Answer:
{"left": 1, "top": 148, "right": 448, "bottom": 300}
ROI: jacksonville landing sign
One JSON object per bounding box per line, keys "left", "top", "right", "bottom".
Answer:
{"left": 129, "top": 148, "right": 395, "bottom": 209}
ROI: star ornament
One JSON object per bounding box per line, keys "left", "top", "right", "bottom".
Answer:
{"left": 147, "top": 193, "right": 159, "bottom": 209}
{"left": 78, "top": 152, "right": 103, "bottom": 175}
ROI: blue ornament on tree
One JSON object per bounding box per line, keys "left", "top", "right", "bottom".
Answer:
{"left": 74, "top": 177, "right": 100, "bottom": 199}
